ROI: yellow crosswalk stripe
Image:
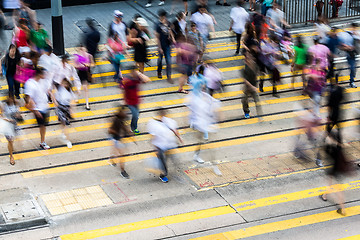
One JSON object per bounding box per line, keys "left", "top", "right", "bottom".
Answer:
{"left": 338, "top": 235, "right": 360, "bottom": 240}
{"left": 190, "top": 205, "right": 360, "bottom": 240}
{"left": 20, "top": 120, "right": 358, "bottom": 178}
{"left": 16, "top": 76, "right": 359, "bottom": 127}
{"left": 59, "top": 180, "right": 360, "bottom": 240}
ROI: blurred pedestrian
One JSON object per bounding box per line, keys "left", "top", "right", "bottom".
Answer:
{"left": 107, "top": 32, "right": 128, "bottom": 84}
{"left": 338, "top": 23, "right": 359, "bottom": 88}
{"left": 0, "top": 93, "right": 22, "bottom": 165}
{"left": 229, "top": 0, "right": 249, "bottom": 55}
{"left": 266, "top": 2, "right": 289, "bottom": 34}
{"left": 54, "top": 54, "right": 81, "bottom": 96}
{"left": 54, "top": 78, "right": 76, "bottom": 149}
{"left": 15, "top": 18, "right": 30, "bottom": 52}
{"left": 128, "top": 17, "right": 149, "bottom": 74}
{"left": 73, "top": 45, "right": 95, "bottom": 110}
{"left": 242, "top": 51, "right": 262, "bottom": 119}
{"left": 324, "top": 81, "right": 345, "bottom": 144}
{"left": 261, "top": 0, "right": 273, "bottom": 16}
{"left": 108, "top": 106, "right": 132, "bottom": 179}
{"left": 24, "top": 67, "right": 52, "bottom": 150}
{"left": 176, "top": 36, "right": 198, "bottom": 94}
{"left": 2, "top": 0, "right": 20, "bottom": 30}
{"left": 308, "top": 36, "right": 331, "bottom": 73}
{"left": 320, "top": 135, "right": 354, "bottom": 216}
{"left": 30, "top": 22, "right": 50, "bottom": 52}
{"left": 122, "top": 65, "right": 150, "bottom": 135}
{"left": 191, "top": 5, "right": 215, "bottom": 54}
{"left": 155, "top": 10, "right": 175, "bottom": 83}
{"left": 291, "top": 36, "right": 308, "bottom": 89}
{"left": 186, "top": 77, "right": 221, "bottom": 175}
{"left": 315, "top": 16, "right": 330, "bottom": 45}
{"left": 173, "top": 11, "right": 187, "bottom": 42}
{"left": 187, "top": 22, "right": 204, "bottom": 62}
{"left": 325, "top": 27, "right": 340, "bottom": 85}
{"left": 109, "top": 10, "right": 128, "bottom": 47}
{"left": 84, "top": 18, "right": 101, "bottom": 60}
{"left": 148, "top": 108, "right": 183, "bottom": 183}
{"left": 1, "top": 44, "right": 21, "bottom": 99}
{"left": 203, "top": 61, "right": 223, "bottom": 96}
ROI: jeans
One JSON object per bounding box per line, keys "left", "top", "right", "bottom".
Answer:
{"left": 6, "top": 75, "right": 20, "bottom": 97}
{"left": 347, "top": 55, "right": 356, "bottom": 84}
{"left": 311, "top": 91, "right": 321, "bottom": 117}
{"left": 261, "top": 4, "right": 271, "bottom": 16}
{"left": 110, "top": 59, "right": 122, "bottom": 82}
{"left": 157, "top": 148, "right": 168, "bottom": 177}
{"left": 157, "top": 45, "right": 172, "bottom": 78}
{"left": 128, "top": 105, "right": 139, "bottom": 131}
{"left": 242, "top": 86, "right": 262, "bottom": 116}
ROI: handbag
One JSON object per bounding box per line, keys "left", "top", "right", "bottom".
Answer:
{"left": 14, "top": 65, "right": 35, "bottom": 83}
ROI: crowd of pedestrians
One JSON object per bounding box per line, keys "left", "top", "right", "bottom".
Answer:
{"left": 0, "top": 0, "right": 358, "bottom": 211}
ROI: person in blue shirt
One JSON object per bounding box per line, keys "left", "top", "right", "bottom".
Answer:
{"left": 326, "top": 27, "right": 341, "bottom": 84}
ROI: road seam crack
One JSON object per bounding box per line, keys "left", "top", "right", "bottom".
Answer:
{"left": 214, "top": 188, "right": 248, "bottom": 223}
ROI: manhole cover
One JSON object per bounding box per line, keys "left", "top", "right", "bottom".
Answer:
{"left": 75, "top": 19, "right": 106, "bottom": 33}
{"left": 1, "top": 200, "right": 41, "bottom": 222}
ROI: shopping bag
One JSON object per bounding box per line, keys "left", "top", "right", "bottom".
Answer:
{"left": 145, "top": 157, "right": 165, "bottom": 176}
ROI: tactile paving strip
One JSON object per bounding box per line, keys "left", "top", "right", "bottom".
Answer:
{"left": 185, "top": 142, "right": 360, "bottom": 189}
{"left": 41, "top": 185, "right": 113, "bottom": 216}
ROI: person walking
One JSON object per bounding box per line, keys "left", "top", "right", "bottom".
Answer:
{"left": 173, "top": 12, "right": 187, "bottom": 42}
{"left": 186, "top": 77, "right": 222, "bottom": 175}
{"left": 261, "top": 0, "right": 273, "bottom": 16}
{"left": 308, "top": 36, "right": 331, "bottom": 73}
{"left": 73, "top": 45, "right": 95, "bottom": 110}
{"left": 0, "top": 93, "right": 22, "bottom": 165}
{"left": 242, "top": 51, "right": 262, "bottom": 119}
{"left": 1, "top": 44, "right": 21, "bottom": 99}
{"left": 54, "top": 78, "right": 76, "bottom": 149}
{"left": 108, "top": 106, "right": 133, "bottom": 179}
{"left": 155, "top": 10, "right": 175, "bottom": 83}
{"left": 122, "top": 65, "right": 150, "bottom": 135}
{"left": 107, "top": 32, "right": 128, "bottom": 83}
{"left": 326, "top": 27, "right": 341, "bottom": 85}
{"left": 24, "top": 67, "right": 51, "bottom": 150}
{"left": 190, "top": 5, "right": 215, "bottom": 55}
{"left": 109, "top": 10, "right": 128, "bottom": 47}
{"left": 128, "top": 18, "right": 149, "bottom": 74}
{"left": 148, "top": 108, "right": 183, "bottom": 183}
{"left": 187, "top": 22, "right": 204, "bottom": 63}
{"left": 84, "top": 18, "right": 101, "bottom": 60}
{"left": 291, "top": 36, "right": 308, "bottom": 89}
{"left": 338, "top": 23, "right": 359, "bottom": 88}
{"left": 229, "top": 0, "right": 249, "bottom": 55}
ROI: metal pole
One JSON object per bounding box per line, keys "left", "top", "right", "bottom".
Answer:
{"left": 51, "top": 0, "right": 65, "bottom": 55}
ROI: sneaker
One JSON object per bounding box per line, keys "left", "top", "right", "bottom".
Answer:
{"left": 40, "top": 142, "right": 50, "bottom": 150}
{"left": 216, "top": 1, "right": 222, "bottom": 5}
{"left": 212, "top": 166, "right": 222, "bottom": 176}
{"left": 194, "top": 155, "right": 205, "bottom": 163}
{"left": 145, "top": 3, "right": 152, "bottom": 7}
{"left": 66, "top": 141, "right": 72, "bottom": 149}
{"left": 158, "top": 1, "right": 164, "bottom": 5}
{"left": 120, "top": 171, "right": 130, "bottom": 179}
{"left": 316, "top": 159, "right": 324, "bottom": 167}
{"left": 244, "top": 113, "right": 250, "bottom": 119}
{"left": 350, "top": 83, "right": 357, "bottom": 88}
{"left": 133, "top": 129, "right": 140, "bottom": 135}
{"left": 223, "top": 2, "right": 231, "bottom": 6}
{"left": 157, "top": 73, "right": 163, "bottom": 79}
{"left": 159, "top": 176, "right": 168, "bottom": 182}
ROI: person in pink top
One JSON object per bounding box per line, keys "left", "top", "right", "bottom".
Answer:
{"left": 307, "top": 36, "right": 331, "bottom": 71}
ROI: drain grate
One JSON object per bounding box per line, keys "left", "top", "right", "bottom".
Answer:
{"left": 75, "top": 19, "right": 107, "bottom": 33}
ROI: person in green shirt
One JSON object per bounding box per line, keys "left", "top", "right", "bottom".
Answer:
{"left": 291, "top": 36, "right": 308, "bottom": 89}
{"left": 261, "top": 0, "right": 273, "bottom": 16}
{"left": 30, "top": 22, "right": 50, "bottom": 51}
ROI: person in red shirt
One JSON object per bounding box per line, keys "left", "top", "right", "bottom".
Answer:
{"left": 16, "top": 18, "right": 30, "bottom": 50}
{"left": 122, "top": 65, "right": 150, "bottom": 134}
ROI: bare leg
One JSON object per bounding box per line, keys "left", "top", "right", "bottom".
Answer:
{"left": 116, "top": 148, "right": 125, "bottom": 171}
{"left": 82, "top": 83, "right": 89, "bottom": 109}
{"left": 138, "top": 62, "right": 145, "bottom": 73}
{"left": 40, "top": 125, "right": 46, "bottom": 143}
{"left": 178, "top": 74, "right": 188, "bottom": 92}
{"left": 8, "top": 140, "right": 15, "bottom": 165}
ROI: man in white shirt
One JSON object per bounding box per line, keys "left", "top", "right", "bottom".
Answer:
{"left": 266, "top": 2, "right": 289, "bottom": 32}
{"left": 109, "top": 10, "right": 128, "bottom": 46}
{"left": 38, "top": 45, "right": 61, "bottom": 91}
{"left": 190, "top": 6, "right": 215, "bottom": 49}
{"left": 229, "top": 0, "right": 249, "bottom": 55}
{"left": 24, "top": 67, "right": 52, "bottom": 150}
{"left": 148, "top": 108, "right": 183, "bottom": 183}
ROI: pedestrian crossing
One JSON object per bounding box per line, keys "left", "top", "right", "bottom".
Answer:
{"left": 0, "top": 31, "right": 359, "bottom": 239}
